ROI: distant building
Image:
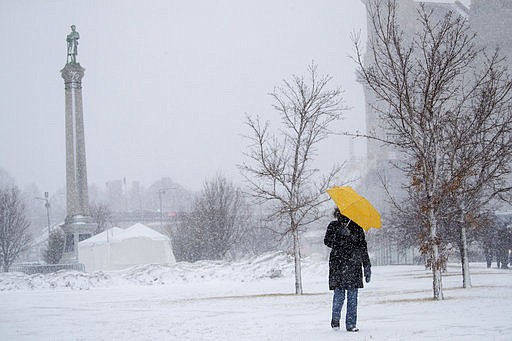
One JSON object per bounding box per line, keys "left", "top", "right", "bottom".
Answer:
{"left": 470, "top": 0, "right": 512, "bottom": 61}
{"left": 361, "top": 0, "right": 470, "bottom": 180}
{"left": 361, "top": 0, "right": 511, "bottom": 207}
{"left": 469, "top": 1, "right": 512, "bottom": 214}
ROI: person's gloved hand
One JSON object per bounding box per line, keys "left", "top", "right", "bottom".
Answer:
{"left": 364, "top": 267, "right": 371, "bottom": 283}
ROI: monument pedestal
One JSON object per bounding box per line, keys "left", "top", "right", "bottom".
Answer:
{"left": 61, "top": 215, "right": 97, "bottom": 262}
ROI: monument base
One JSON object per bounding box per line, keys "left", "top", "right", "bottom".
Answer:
{"left": 60, "top": 215, "right": 97, "bottom": 263}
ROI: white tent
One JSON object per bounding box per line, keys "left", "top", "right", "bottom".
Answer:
{"left": 78, "top": 223, "right": 176, "bottom": 272}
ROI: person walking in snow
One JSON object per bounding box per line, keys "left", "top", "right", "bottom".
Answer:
{"left": 495, "top": 227, "right": 509, "bottom": 269}
{"left": 324, "top": 208, "right": 371, "bottom": 332}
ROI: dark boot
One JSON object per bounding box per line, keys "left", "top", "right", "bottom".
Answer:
{"left": 331, "top": 320, "right": 340, "bottom": 329}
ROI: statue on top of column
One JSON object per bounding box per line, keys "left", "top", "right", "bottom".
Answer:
{"left": 66, "top": 25, "right": 80, "bottom": 64}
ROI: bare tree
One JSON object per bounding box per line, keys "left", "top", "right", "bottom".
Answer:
{"left": 170, "top": 214, "right": 198, "bottom": 262}
{"left": 240, "top": 63, "right": 345, "bottom": 294}
{"left": 442, "top": 51, "right": 512, "bottom": 287}
{"left": 171, "top": 175, "right": 249, "bottom": 261}
{"left": 237, "top": 216, "right": 283, "bottom": 256}
{"left": 0, "top": 186, "right": 32, "bottom": 272}
{"left": 354, "top": 0, "right": 512, "bottom": 299}
{"left": 90, "top": 202, "right": 113, "bottom": 234}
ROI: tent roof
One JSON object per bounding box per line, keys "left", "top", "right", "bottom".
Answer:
{"left": 124, "top": 223, "right": 169, "bottom": 241}
{"left": 79, "top": 227, "right": 126, "bottom": 245}
{"left": 79, "top": 223, "right": 169, "bottom": 246}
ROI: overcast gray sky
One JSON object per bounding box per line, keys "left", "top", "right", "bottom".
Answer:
{"left": 0, "top": 0, "right": 370, "bottom": 194}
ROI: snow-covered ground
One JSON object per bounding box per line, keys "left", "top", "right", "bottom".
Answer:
{"left": 1, "top": 252, "right": 511, "bottom": 340}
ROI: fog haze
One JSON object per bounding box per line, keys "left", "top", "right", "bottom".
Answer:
{"left": 0, "top": 0, "right": 368, "bottom": 193}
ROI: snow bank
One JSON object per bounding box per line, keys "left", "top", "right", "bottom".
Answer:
{"left": 0, "top": 252, "right": 322, "bottom": 291}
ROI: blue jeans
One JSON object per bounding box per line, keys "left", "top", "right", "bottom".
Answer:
{"left": 331, "top": 288, "right": 358, "bottom": 329}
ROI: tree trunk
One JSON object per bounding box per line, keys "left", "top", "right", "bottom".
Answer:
{"left": 428, "top": 209, "right": 444, "bottom": 300}
{"left": 459, "top": 224, "right": 471, "bottom": 288}
{"left": 431, "top": 244, "right": 443, "bottom": 300}
{"left": 431, "top": 243, "right": 443, "bottom": 300}
{"left": 292, "top": 228, "right": 303, "bottom": 295}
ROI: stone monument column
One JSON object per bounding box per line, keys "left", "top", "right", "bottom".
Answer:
{"left": 62, "top": 63, "right": 89, "bottom": 217}
{"left": 60, "top": 25, "right": 97, "bottom": 262}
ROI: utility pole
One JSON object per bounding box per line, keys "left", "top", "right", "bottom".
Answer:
{"left": 157, "top": 187, "right": 174, "bottom": 231}
{"left": 158, "top": 189, "right": 164, "bottom": 230}
{"left": 36, "top": 192, "right": 51, "bottom": 237}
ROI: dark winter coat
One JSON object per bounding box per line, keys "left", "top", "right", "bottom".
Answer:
{"left": 324, "top": 217, "right": 371, "bottom": 290}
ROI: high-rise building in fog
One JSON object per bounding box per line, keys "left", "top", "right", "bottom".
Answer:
{"left": 360, "top": 0, "right": 511, "bottom": 213}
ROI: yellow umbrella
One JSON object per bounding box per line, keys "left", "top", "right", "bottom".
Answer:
{"left": 326, "top": 186, "right": 381, "bottom": 232}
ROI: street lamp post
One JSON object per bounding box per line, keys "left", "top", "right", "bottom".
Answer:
{"left": 158, "top": 189, "right": 164, "bottom": 230}
{"left": 35, "top": 192, "right": 51, "bottom": 237}
{"left": 157, "top": 187, "right": 174, "bottom": 231}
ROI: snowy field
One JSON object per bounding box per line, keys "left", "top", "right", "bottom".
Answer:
{"left": 1, "top": 252, "right": 511, "bottom": 340}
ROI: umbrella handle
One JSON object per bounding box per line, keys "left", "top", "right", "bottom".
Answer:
{"left": 338, "top": 219, "right": 352, "bottom": 237}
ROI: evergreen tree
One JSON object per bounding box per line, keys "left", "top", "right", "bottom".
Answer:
{"left": 43, "top": 229, "right": 65, "bottom": 264}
